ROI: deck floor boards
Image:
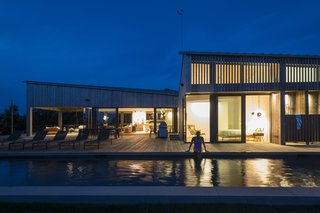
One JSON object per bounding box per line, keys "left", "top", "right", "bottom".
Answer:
{"left": 2, "top": 133, "right": 320, "bottom": 153}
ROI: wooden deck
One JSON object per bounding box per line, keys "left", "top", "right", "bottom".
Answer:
{"left": 2, "top": 133, "right": 320, "bottom": 154}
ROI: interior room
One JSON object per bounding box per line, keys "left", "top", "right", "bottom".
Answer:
{"left": 119, "top": 108, "right": 154, "bottom": 133}
{"left": 186, "top": 95, "right": 210, "bottom": 142}
{"left": 218, "top": 96, "right": 242, "bottom": 142}
{"left": 245, "top": 95, "right": 270, "bottom": 143}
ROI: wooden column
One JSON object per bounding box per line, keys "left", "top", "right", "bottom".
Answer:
{"left": 153, "top": 108, "right": 157, "bottom": 133}
{"left": 115, "top": 108, "right": 119, "bottom": 128}
{"left": 26, "top": 107, "right": 33, "bottom": 136}
{"left": 241, "top": 95, "right": 246, "bottom": 143}
{"left": 58, "top": 111, "right": 63, "bottom": 129}
{"left": 305, "top": 90, "right": 309, "bottom": 145}
{"left": 280, "top": 90, "right": 286, "bottom": 145}
{"left": 279, "top": 62, "right": 286, "bottom": 145}
{"left": 211, "top": 63, "right": 216, "bottom": 89}
{"left": 91, "top": 108, "right": 97, "bottom": 129}
{"left": 210, "top": 94, "right": 218, "bottom": 143}
{"left": 173, "top": 108, "right": 178, "bottom": 133}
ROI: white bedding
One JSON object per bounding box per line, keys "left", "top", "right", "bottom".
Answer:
{"left": 219, "top": 129, "right": 241, "bottom": 138}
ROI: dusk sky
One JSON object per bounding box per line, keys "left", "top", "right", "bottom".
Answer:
{"left": 1, "top": 0, "right": 320, "bottom": 114}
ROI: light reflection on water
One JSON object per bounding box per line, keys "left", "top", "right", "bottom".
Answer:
{"left": 0, "top": 158, "right": 319, "bottom": 187}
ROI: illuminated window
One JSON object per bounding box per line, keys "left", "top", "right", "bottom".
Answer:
{"left": 186, "top": 95, "right": 210, "bottom": 142}
{"left": 98, "top": 108, "right": 117, "bottom": 127}
{"left": 218, "top": 96, "right": 241, "bottom": 142}
{"left": 156, "top": 108, "right": 173, "bottom": 132}
{"left": 244, "top": 63, "right": 280, "bottom": 83}
{"left": 308, "top": 91, "right": 320, "bottom": 115}
{"left": 191, "top": 63, "right": 211, "bottom": 85}
{"left": 285, "top": 91, "right": 305, "bottom": 115}
{"left": 215, "top": 63, "right": 241, "bottom": 84}
{"left": 286, "top": 64, "right": 317, "bottom": 83}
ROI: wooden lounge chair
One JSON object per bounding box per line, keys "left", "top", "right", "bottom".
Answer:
{"left": 0, "top": 131, "right": 23, "bottom": 146}
{"left": 83, "top": 129, "right": 111, "bottom": 150}
{"left": 32, "top": 130, "right": 68, "bottom": 150}
{"left": 9, "top": 130, "right": 47, "bottom": 150}
{"left": 59, "top": 129, "right": 89, "bottom": 150}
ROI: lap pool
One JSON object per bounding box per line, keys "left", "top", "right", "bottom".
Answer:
{"left": 0, "top": 157, "right": 319, "bottom": 187}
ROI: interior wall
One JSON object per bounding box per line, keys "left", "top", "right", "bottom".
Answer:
{"left": 186, "top": 95, "right": 210, "bottom": 142}
{"left": 271, "top": 93, "right": 281, "bottom": 144}
{"left": 246, "top": 95, "right": 270, "bottom": 142}
{"left": 218, "top": 96, "right": 241, "bottom": 142}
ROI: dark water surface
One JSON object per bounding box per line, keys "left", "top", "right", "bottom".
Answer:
{"left": 0, "top": 157, "right": 319, "bottom": 187}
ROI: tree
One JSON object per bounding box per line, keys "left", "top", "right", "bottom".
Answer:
{"left": 0, "top": 104, "right": 26, "bottom": 135}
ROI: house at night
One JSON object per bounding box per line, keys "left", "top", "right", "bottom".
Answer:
{"left": 26, "top": 52, "right": 320, "bottom": 145}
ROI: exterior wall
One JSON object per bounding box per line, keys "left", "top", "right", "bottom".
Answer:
{"left": 26, "top": 81, "right": 178, "bottom": 136}
{"left": 178, "top": 55, "right": 190, "bottom": 140}
{"left": 26, "top": 82, "right": 178, "bottom": 108}
{"left": 186, "top": 54, "right": 320, "bottom": 93}
{"left": 180, "top": 52, "right": 320, "bottom": 144}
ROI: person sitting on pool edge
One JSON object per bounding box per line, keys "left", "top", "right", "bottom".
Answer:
{"left": 186, "top": 131, "right": 208, "bottom": 153}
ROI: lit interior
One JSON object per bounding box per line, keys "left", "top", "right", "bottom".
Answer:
{"left": 132, "top": 110, "right": 146, "bottom": 125}
{"left": 218, "top": 96, "right": 241, "bottom": 142}
{"left": 186, "top": 95, "right": 210, "bottom": 142}
{"left": 246, "top": 95, "right": 270, "bottom": 142}
{"left": 285, "top": 91, "right": 305, "bottom": 114}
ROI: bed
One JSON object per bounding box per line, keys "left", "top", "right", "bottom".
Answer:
{"left": 219, "top": 129, "right": 241, "bottom": 141}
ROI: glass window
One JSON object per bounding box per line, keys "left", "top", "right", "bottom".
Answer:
{"left": 186, "top": 95, "right": 210, "bottom": 142}
{"left": 98, "top": 108, "right": 117, "bottom": 128}
{"left": 246, "top": 95, "right": 270, "bottom": 142}
{"left": 156, "top": 108, "right": 173, "bottom": 132}
{"left": 218, "top": 96, "right": 241, "bottom": 142}
{"left": 308, "top": 91, "right": 320, "bottom": 115}
{"left": 285, "top": 91, "right": 305, "bottom": 115}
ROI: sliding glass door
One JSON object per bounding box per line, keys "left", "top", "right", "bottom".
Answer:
{"left": 218, "top": 96, "right": 242, "bottom": 142}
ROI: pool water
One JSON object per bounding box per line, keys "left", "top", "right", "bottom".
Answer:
{"left": 0, "top": 157, "right": 319, "bottom": 187}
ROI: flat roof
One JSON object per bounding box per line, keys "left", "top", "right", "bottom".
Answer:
{"left": 25, "top": 81, "right": 178, "bottom": 96}
{"left": 180, "top": 51, "right": 320, "bottom": 59}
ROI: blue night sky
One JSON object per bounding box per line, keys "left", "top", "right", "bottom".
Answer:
{"left": 1, "top": 0, "right": 320, "bottom": 114}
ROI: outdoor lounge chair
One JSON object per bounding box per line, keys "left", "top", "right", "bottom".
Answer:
{"left": 59, "top": 129, "right": 89, "bottom": 150}
{"left": 32, "top": 130, "right": 68, "bottom": 150}
{"left": 83, "top": 129, "right": 111, "bottom": 150}
{"left": 9, "top": 130, "right": 47, "bottom": 150}
{"left": 0, "top": 131, "right": 23, "bottom": 146}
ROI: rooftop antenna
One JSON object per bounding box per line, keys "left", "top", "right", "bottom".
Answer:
{"left": 177, "top": 9, "right": 184, "bottom": 51}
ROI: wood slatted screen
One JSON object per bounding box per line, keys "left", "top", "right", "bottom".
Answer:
{"left": 191, "top": 63, "right": 211, "bottom": 84}
{"left": 215, "top": 63, "right": 241, "bottom": 84}
{"left": 286, "top": 64, "right": 318, "bottom": 83}
{"left": 243, "top": 63, "right": 280, "bottom": 83}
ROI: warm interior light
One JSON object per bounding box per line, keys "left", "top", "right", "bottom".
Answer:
{"left": 247, "top": 109, "right": 268, "bottom": 134}
{"left": 167, "top": 111, "right": 172, "bottom": 120}
{"left": 190, "top": 102, "right": 210, "bottom": 118}
{"left": 285, "top": 94, "right": 289, "bottom": 105}
{"left": 132, "top": 111, "right": 146, "bottom": 124}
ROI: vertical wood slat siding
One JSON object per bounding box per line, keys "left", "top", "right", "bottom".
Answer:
{"left": 190, "top": 55, "right": 320, "bottom": 92}
{"left": 27, "top": 84, "right": 178, "bottom": 108}
{"left": 191, "top": 63, "right": 211, "bottom": 85}
{"left": 285, "top": 115, "right": 320, "bottom": 142}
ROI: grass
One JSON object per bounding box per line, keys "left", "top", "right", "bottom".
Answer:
{"left": 1, "top": 203, "right": 320, "bottom": 213}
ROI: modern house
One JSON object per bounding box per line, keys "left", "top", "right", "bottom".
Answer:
{"left": 26, "top": 51, "right": 320, "bottom": 145}
{"left": 178, "top": 52, "right": 320, "bottom": 145}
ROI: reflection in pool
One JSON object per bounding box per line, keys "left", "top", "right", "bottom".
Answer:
{"left": 0, "top": 157, "right": 319, "bottom": 187}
